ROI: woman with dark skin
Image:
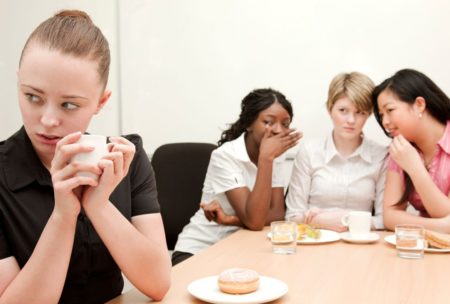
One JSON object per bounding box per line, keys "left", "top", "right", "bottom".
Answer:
{"left": 172, "top": 88, "right": 302, "bottom": 265}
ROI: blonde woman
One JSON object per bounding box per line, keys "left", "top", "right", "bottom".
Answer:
{"left": 286, "top": 72, "right": 387, "bottom": 232}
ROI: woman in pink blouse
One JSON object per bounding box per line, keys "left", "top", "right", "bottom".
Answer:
{"left": 373, "top": 69, "right": 450, "bottom": 233}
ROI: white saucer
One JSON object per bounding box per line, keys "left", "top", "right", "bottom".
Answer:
{"left": 340, "top": 232, "right": 379, "bottom": 244}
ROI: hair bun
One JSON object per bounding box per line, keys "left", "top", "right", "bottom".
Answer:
{"left": 55, "top": 9, "right": 92, "bottom": 23}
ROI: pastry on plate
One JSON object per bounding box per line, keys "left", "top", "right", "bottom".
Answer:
{"left": 297, "top": 223, "right": 321, "bottom": 240}
{"left": 218, "top": 268, "right": 259, "bottom": 294}
{"left": 424, "top": 230, "right": 450, "bottom": 249}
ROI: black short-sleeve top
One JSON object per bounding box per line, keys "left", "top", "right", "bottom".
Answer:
{"left": 0, "top": 127, "right": 160, "bottom": 304}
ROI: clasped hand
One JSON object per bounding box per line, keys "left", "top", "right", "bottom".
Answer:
{"left": 303, "top": 207, "right": 348, "bottom": 232}
{"left": 50, "top": 132, "right": 135, "bottom": 218}
{"left": 201, "top": 200, "right": 240, "bottom": 226}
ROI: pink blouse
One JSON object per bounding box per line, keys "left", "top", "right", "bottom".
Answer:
{"left": 388, "top": 121, "right": 450, "bottom": 217}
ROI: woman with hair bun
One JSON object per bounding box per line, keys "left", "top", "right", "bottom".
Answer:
{"left": 0, "top": 10, "right": 170, "bottom": 303}
{"left": 172, "top": 88, "right": 302, "bottom": 265}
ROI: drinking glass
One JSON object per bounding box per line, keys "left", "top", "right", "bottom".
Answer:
{"left": 395, "top": 224, "right": 425, "bottom": 259}
{"left": 271, "top": 221, "right": 297, "bottom": 254}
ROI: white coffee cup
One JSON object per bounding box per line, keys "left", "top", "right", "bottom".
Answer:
{"left": 71, "top": 134, "right": 108, "bottom": 181}
{"left": 341, "top": 211, "right": 371, "bottom": 239}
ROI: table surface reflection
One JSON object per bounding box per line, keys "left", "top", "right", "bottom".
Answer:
{"left": 108, "top": 228, "right": 450, "bottom": 304}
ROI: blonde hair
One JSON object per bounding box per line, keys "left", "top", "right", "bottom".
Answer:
{"left": 19, "top": 10, "right": 110, "bottom": 88}
{"left": 326, "top": 72, "right": 375, "bottom": 113}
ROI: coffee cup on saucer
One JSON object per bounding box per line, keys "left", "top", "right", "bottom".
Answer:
{"left": 341, "top": 211, "right": 371, "bottom": 240}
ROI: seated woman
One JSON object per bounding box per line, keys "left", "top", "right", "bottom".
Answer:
{"left": 286, "top": 72, "right": 387, "bottom": 232}
{"left": 0, "top": 10, "right": 170, "bottom": 303}
{"left": 172, "top": 88, "right": 301, "bottom": 265}
{"left": 372, "top": 69, "right": 450, "bottom": 232}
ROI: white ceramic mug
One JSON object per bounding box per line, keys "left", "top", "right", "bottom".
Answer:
{"left": 71, "top": 134, "right": 108, "bottom": 181}
{"left": 341, "top": 211, "right": 371, "bottom": 239}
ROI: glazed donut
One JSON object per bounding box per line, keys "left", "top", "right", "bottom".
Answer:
{"left": 218, "top": 268, "right": 260, "bottom": 294}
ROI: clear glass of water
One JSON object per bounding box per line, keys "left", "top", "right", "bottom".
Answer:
{"left": 395, "top": 224, "right": 425, "bottom": 259}
{"left": 271, "top": 221, "right": 297, "bottom": 254}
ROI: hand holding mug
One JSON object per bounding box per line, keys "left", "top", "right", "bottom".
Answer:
{"left": 81, "top": 136, "right": 136, "bottom": 210}
{"left": 51, "top": 132, "right": 103, "bottom": 219}
{"left": 71, "top": 134, "right": 108, "bottom": 181}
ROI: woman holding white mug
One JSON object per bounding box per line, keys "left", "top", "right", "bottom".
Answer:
{"left": 0, "top": 10, "right": 170, "bottom": 303}
{"left": 285, "top": 72, "right": 388, "bottom": 232}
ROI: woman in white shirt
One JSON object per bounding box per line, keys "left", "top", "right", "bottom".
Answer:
{"left": 172, "top": 88, "right": 302, "bottom": 265}
{"left": 286, "top": 72, "right": 388, "bottom": 231}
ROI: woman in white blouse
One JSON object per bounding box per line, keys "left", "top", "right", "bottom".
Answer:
{"left": 172, "top": 88, "right": 302, "bottom": 265}
{"left": 286, "top": 72, "right": 388, "bottom": 231}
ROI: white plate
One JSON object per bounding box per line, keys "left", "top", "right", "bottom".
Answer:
{"left": 187, "top": 275, "right": 288, "bottom": 304}
{"left": 384, "top": 234, "right": 450, "bottom": 253}
{"left": 340, "top": 232, "right": 380, "bottom": 244}
{"left": 267, "top": 229, "right": 341, "bottom": 244}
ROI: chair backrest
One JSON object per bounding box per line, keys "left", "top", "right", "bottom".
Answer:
{"left": 151, "top": 142, "right": 217, "bottom": 250}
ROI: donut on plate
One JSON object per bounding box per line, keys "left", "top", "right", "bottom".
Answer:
{"left": 217, "top": 268, "right": 260, "bottom": 294}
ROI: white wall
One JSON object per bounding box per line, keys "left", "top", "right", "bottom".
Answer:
{"left": 2, "top": 1, "right": 450, "bottom": 155}
{"left": 0, "top": 0, "right": 120, "bottom": 139}
{"left": 118, "top": 0, "right": 450, "bottom": 153}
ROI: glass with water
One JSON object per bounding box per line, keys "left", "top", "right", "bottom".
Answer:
{"left": 271, "top": 221, "right": 297, "bottom": 254}
{"left": 395, "top": 224, "right": 425, "bottom": 259}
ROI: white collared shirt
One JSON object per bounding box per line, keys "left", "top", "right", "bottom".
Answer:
{"left": 285, "top": 134, "right": 388, "bottom": 229}
{"left": 174, "top": 132, "right": 286, "bottom": 254}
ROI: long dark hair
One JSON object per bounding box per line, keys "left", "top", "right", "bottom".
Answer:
{"left": 218, "top": 88, "right": 293, "bottom": 146}
{"left": 372, "top": 69, "right": 450, "bottom": 204}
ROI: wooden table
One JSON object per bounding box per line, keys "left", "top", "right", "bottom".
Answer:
{"left": 108, "top": 228, "right": 450, "bottom": 304}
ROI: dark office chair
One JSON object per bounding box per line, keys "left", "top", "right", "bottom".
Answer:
{"left": 151, "top": 142, "right": 217, "bottom": 250}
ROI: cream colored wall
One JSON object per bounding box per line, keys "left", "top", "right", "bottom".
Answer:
{"left": 118, "top": 0, "right": 450, "bottom": 154}
{"left": 2, "top": 0, "right": 450, "bottom": 153}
